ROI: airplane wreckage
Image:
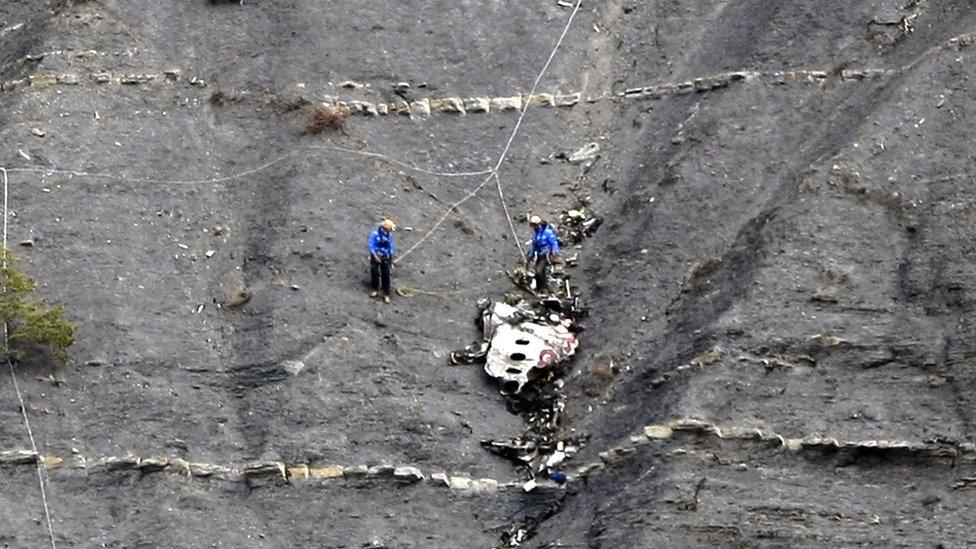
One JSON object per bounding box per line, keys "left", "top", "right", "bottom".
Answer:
{"left": 450, "top": 208, "right": 600, "bottom": 506}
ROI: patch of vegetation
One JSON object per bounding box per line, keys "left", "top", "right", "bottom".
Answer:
{"left": 0, "top": 248, "right": 75, "bottom": 362}
{"left": 209, "top": 89, "right": 247, "bottom": 106}
{"left": 300, "top": 105, "right": 349, "bottom": 135}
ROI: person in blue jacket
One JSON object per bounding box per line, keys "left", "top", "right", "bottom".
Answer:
{"left": 524, "top": 214, "right": 560, "bottom": 292}
{"left": 367, "top": 218, "right": 397, "bottom": 303}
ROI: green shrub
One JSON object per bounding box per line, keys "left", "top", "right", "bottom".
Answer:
{"left": 0, "top": 248, "right": 75, "bottom": 362}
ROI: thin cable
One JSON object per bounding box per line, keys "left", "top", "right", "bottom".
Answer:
{"left": 494, "top": 173, "right": 524, "bottom": 257}
{"left": 491, "top": 0, "right": 583, "bottom": 173}
{"left": 1, "top": 167, "right": 57, "bottom": 549}
{"left": 308, "top": 145, "right": 492, "bottom": 178}
{"left": 3, "top": 145, "right": 490, "bottom": 186}
{"left": 395, "top": 173, "right": 496, "bottom": 263}
{"left": 7, "top": 360, "right": 57, "bottom": 549}
{"left": 397, "top": 0, "right": 583, "bottom": 263}
{"left": 2, "top": 168, "right": 6, "bottom": 252}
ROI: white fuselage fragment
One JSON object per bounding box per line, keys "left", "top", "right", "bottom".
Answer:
{"left": 484, "top": 302, "right": 578, "bottom": 392}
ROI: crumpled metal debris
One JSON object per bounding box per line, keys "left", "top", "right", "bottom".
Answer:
{"left": 568, "top": 142, "right": 600, "bottom": 164}
{"left": 507, "top": 266, "right": 573, "bottom": 296}
{"left": 481, "top": 438, "right": 538, "bottom": 463}
{"left": 558, "top": 207, "right": 603, "bottom": 243}
{"left": 449, "top": 340, "right": 489, "bottom": 365}
{"left": 501, "top": 501, "right": 564, "bottom": 547}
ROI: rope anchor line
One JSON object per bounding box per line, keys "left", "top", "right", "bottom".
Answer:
{"left": 1, "top": 144, "right": 491, "bottom": 185}
{"left": 1, "top": 167, "right": 57, "bottom": 549}
{"left": 397, "top": 0, "right": 584, "bottom": 263}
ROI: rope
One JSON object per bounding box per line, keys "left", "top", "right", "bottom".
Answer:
{"left": 7, "top": 360, "right": 57, "bottom": 549}
{"left": 1, "top": 167, "right": 57, "bottom": 549}
{"left": 491, "top": 0, "right": 583, "bottom": 174}
{"left": 396, "top": 0, "right": 584, "bottom": 263}
{"left": 493, "top": 173, "right": 524, "bottom": 257}
{"left": 3, "top": 144, "right": 490, "bottom": 186}
{"left": 2, "top": 168, "right": 6, "bottom": 252}
{"left": 393, "top": 283, "right": 459, "bottom": 299}
{"left": 310, "top": 145, "right": 492, "bottom": 178}
{"left": 395, "top": 173, "right": 496, "bottom": 263}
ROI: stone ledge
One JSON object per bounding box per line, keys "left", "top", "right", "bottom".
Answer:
{"left": 0, "top": 65, "right": 902, "bottom": 121}
{"left": 0, "top": 70, "right": 202, "bottom": 92}
{"left": 571, "top": 418, "right": 976, "bottom": 483}
{"left": 0, "top": 448, "right": 521, "bottom": 496}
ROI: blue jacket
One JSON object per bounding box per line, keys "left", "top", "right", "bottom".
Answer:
{"left": 367, "top": 227, "right": 396, "bottom": 259}
{"left": 527, "top": 223, "right": 560, "bottom": 259}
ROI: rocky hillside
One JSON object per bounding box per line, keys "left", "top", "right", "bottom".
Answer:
{"left": 3, "top": 0, "right": 976, "bottom": 546}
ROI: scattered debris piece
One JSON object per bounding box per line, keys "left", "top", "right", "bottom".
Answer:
{"left": 501, "top": 501, "right": 564, "bottom": 547}
{"left": 568, "top": 142, "right": 600, "bottom": 164}
{"left": 482, "top": 438, "right": 538, "bottom": 463}
{"left": 280, "top": 360, "right": 305, "bottom": 376}
{"left": 558, "top": 207, "right": 603, "bottom": 243}
{"left": 449, "top": 339, "right": 489, "bottom": 364}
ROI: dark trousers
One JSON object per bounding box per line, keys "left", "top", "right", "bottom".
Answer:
{"left": 533, "top": 254, "right": 550, "bottom": 291}
{"left": 371, "top": 256, "right": 392, "bottom": 295}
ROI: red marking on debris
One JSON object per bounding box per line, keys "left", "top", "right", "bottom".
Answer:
{"left": 537, "top": 349, "right": 559, "bottom": 368}
{"left": 559, "top": 334, "right": 577, "bottom": 353}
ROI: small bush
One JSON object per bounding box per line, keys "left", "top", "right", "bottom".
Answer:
{"left": 0, "top": 248, "right": 75, "bottom": 362}
{"left": 300, "top": 105, "right": 349, "bottom": 135}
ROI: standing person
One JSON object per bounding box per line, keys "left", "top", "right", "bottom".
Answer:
{"left": 524, "top": 214, "right": 560, "bottom": 292}
{"left": 367, "top": 218, "right": 397, "bottom": 303}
